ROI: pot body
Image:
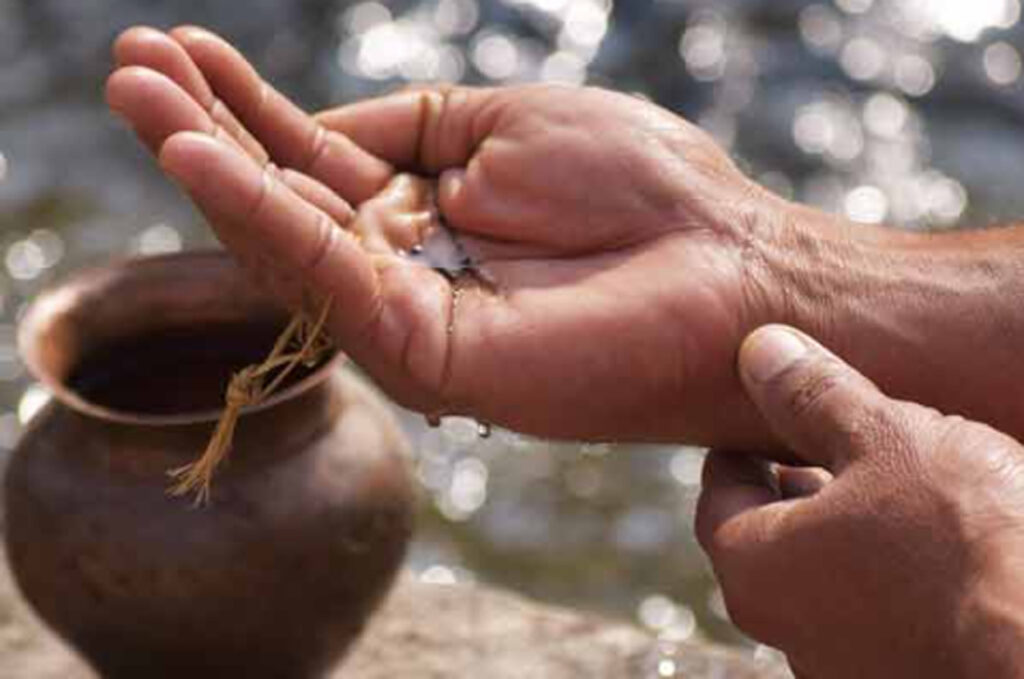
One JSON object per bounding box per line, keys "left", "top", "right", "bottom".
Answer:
{"left": 3, "top": 252, "right": 415, "bottom": 678}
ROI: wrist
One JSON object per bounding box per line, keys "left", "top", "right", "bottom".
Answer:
{"left": 748, "top": 201, "right": 1024, "bottom": 439}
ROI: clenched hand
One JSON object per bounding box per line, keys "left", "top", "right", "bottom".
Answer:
{"left": 697, "top": 325, "right": 1024, "bottom": 678}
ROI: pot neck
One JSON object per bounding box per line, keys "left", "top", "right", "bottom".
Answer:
{"left": 19, "top": 251, "right": 346, "bottom": 428}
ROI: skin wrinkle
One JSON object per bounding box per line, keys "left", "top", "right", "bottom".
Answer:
{"left": 280, "top": 169, "right": 355, "bottom": 227}
{"left": 193, "top": 101, "right": 256, "bottom": 159}
{"left": 208, "top": 98, "right": 232, "bottom": 133}
{"left": 437, "top": 275, "right": 466, "bottom": 413}
{"left": 301, "top": 123, "right": 330, "bottom": 176}
{"left": 396, "top": 299, "right": 417, "bottom": 399}
{"left": 251, "top": 78, "right": 271, "bottom": 142}
{"left": 350, "top": 257, "right": 386, "bottom": 348}
{"left": 303, "top": 207, "right": 340, "bottom": 282}
{"left": 440, "top": 87, "right": 481, "bottom": 172}
{"left": 380, "top": 263, "right": 456, "bottom": 409}
{"left": 245, "top": 160, "right": 275, "bottom": 229}
{"left": 469, "top": 89, "right": 502, "bottom": 157}
{"left": 442, "top": 283, "right": 506, "bottom": 418}
{"left": 777, "top": 360, "right": 854, "bottom": 426}
{"left": 414, "top": 88, "right": 449, "bottom": 173}
{"left": 761, "top": 217, "right": 959, "bottom": 375}
{"left": 209, "top": 96, "right": 267, "bottom": 162}
{"left": 721, "top": 184, "right": 782, "bottom": 334}
{"left": 207, "top": 120, "right": 237, "bottom": 150}
{"left": 756, "top": 215, "right": 845, "bottom": 348}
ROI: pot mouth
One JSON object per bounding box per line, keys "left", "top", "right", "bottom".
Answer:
{"left": 18, "top": 250, "right": 344, "bottom": 426}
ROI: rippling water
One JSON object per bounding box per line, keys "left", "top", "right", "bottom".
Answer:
{"left": 0, "top": 0, "right": 1022, "bottom": 659}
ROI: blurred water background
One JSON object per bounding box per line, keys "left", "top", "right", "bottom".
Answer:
{"left": 0, "top": 0, "right": 1022, "bottom": 662}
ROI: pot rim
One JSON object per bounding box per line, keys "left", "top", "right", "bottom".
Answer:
{"left": 17, "top": 250, "right": 346, "bottom": 427}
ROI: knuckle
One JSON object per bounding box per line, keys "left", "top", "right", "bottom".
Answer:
{"left": 304, "top": 209, "right": 339, "bottom": 276}
{"left": 252, "top": 80, "right": 271, "bottom": 125}
{"left": 246, "top": 163, "right": 276, "bottom": 223}
{"left": 302, "top": 124, "right": 330, "bottom": 173}
{"left": 694, "top": 509, "right": 746, "bottom": 568}
{"left": 208, "top": 97, "right": 228, "bottom": 124}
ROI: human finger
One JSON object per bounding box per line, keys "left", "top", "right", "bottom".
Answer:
{"left": 279, "top": 169, "right": 356, "bottom": 232}
{"left": 776, "top": 465, "right": 832, "bottom": 499}
{"left": 112, "top": 26, "right": 268, "bottom": 162}
{"left": 695, "top": 449, "right": 816, "bottom": 643}
{"left": 694, "top": 450, "right": 783, "bottom": 558}
{"left": 348, "top": 174, "right": 439, "bottom": 255}
{"left": 170, "top": 25, "right": 392, "bottom": 203}
{"left": 738, "top": 325, "right": 898, "bottom": 472}
{"left": 106, "top": 66, "right": 247, "bottom": 157}
{"left": 158, "top": 131, "right": 382, "bottom": 344}
{"left": 315, "top": 85, "right": 500, "bottom": 173}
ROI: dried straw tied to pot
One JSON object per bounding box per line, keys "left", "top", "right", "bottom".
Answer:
{"left": 167, "top": 297, "right": 334, "bottom": 505}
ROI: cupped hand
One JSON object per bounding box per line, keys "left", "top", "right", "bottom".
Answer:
{"left": 697, "top": 325, "right": 1024, "bottom": 678}
{"left": 107, "top": 26, "right": 785, "bottom": 443}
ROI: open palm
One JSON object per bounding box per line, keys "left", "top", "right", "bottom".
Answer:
{"left": 108, "top": 26, "right": 780, "bottom": 444}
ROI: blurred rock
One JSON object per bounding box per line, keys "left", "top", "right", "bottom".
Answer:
{"left": 0, "top": 553, "right": 789, "bottom": 678}
{"left": 0, "top": 551, "right": 85, "bottom": 679}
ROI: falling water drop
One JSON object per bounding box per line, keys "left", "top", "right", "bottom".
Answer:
{"left": 476, "top": 421, "right": 492, "bottom": 439}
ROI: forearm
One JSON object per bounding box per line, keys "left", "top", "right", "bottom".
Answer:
{"left": 754, "top": 203, "right": 1024, "bottom": 440}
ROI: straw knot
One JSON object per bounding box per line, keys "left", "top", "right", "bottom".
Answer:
{"left": 225, "top": 366, "right": 260, "bottom": 408}
{"left": 167, "top": 297, "right": 334, "bottom": 505}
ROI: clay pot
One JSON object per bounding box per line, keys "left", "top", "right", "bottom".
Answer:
{"left": 4, "top": 251, "right": 415, "bottom": 678}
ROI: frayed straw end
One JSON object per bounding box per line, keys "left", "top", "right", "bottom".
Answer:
{"left": 167, "top": 374, "right": 252, "bottom": 506}
{"left": 167, "top": 409, "right": 241, "bottom": 506}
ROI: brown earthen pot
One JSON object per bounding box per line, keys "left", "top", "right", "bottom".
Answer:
{"left": 4, "top": 251, "right": 415, "bottom": 678}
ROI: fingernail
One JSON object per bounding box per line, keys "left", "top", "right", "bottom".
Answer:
{"left": 741, "top": 326, "right": 809, "bottom": 384}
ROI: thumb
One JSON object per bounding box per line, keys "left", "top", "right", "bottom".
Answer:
{"left": 738, "top": 325, "right": 893, "bottom": 471}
